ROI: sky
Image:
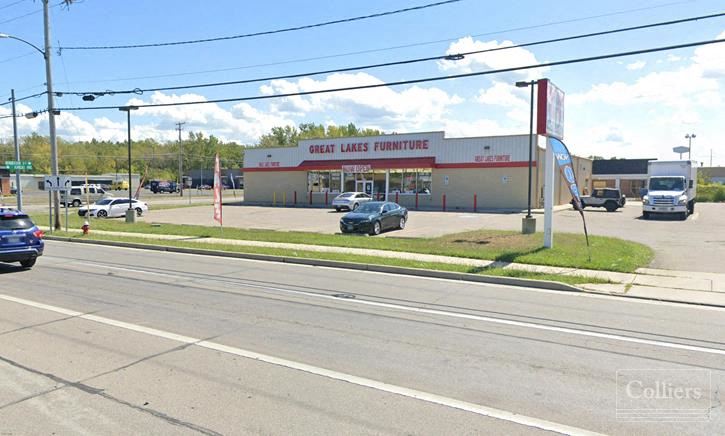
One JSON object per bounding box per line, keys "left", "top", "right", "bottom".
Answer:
{"left": 0, "top": 0, "right": 724, "bottom": 166}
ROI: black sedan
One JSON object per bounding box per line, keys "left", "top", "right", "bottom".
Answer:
{"left": 339, "top": 201, "right": 408, "bottom": 236}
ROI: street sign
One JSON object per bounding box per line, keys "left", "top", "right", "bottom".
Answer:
{"left": 44, "top": 175, "right": 72, "bottom": 191}
{"left": 673, "top": 146, "right": 690, "bottom": 154}
{"left": 5, "top": 160, "right": 32, "bottom": 171}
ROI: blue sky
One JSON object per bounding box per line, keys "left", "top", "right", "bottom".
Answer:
{"left": 1, "top": 0, "right": 724, "bottom": 165}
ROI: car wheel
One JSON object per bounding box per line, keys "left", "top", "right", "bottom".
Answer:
{"left": 605, "top": 201, "right": 617, "bottom": 212}
{"left": 642, "top": 211, "right": 650, "bottom": 220}
{"left": 370, "top": 221, "right": 381, "bottom": 236}
{"left": 398, "top": 217, "right": 406, "bottom": 229}
{"left": 72, "top": 199, "right": 81, "bottom": 207}
{"left": 19, "top": 258, "right": 36, "bottom": 268}
{"left": 96, "top": 210, "right": 108, "bottom": 218}
{"left": 689, "top": 201, "right": 695, "bottom": 214}
{"left": 352, "top": 203, "right": 359, "bottom": 210}
{"left": 335, "top": 207, "right": 340, "bottom": 212}
{"left": 135, "top": 207, "right": 143, "bottom": 217}
{"left": 679, "top": 212, "right": 688, "bottom": 221}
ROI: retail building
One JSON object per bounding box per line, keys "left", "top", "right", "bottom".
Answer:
{"left": 243, "top": 131, "right": 592, "bottom": 211}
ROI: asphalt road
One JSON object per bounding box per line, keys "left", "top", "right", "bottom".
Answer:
{"left": 1, "top": 242, "right": 723, "bottom": 435}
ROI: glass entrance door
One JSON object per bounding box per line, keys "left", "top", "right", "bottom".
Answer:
{"left": 355, "top": 180, "right": 373, "bottom": 195}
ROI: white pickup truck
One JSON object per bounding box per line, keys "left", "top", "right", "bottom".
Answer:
{"left": 642, "top": 160, "right": 697, "bottom": 220}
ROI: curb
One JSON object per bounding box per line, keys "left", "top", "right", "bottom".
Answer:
{"left": 44, "top": 235, "right": 584, "bottom": 293}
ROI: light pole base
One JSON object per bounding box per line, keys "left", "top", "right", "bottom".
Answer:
{"left": 522, "top": 216, "right": 536, "bottom": 234}
{"left": 125, "top": 209, "right": 136, "bottom": 223}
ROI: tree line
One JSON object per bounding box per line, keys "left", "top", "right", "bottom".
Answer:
{"left": 0, "top": 123, "right": 381, "bottom": 179}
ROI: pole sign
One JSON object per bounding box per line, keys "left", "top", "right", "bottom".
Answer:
{"left": 5, "top": 160, "right": 32, "bottom": 171}
{"left": 43, "top": 175, "right": 71, "bottom": 191}
{"left": 537, "top": 79, "right": 565, "bottom": 140}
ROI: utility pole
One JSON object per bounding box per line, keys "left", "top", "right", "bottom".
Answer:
{"left": 176, "top": 122, "right": 185, "bottom": 196}
{"left": 710, "top": 149, "right": 713, "bottom": 167}
{"left": 11, "top": 89, "right": 22, "bottom": 211}
{"left": 43, "top": 0, "right": 61, "bottom": 229}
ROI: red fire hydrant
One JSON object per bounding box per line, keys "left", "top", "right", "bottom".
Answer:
{"left": 82, "top": 220, "right": 90, "bottom": 235}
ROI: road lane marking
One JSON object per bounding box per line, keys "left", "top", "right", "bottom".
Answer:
{"left": 68, "top": 262, "right": 725, "bottom": 357}
{"left": 0, "top": 293, "right": 602, "bottom": 436}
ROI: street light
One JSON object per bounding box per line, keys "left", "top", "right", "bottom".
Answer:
{"left": 1, "top": 2, "right": 61, "bottom": 230}
{"left": 119, "top": 106, "right": 138, "bottom": 223}
{"left": 515, "top": 79, "right": 541, "bottom": 234}
{"left": 685, "top": 133, "right": 696, "bottom": 160}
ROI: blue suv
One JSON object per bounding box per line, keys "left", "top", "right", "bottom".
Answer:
{"left": 0, "top": 208, "right": 44, "bottom": 268}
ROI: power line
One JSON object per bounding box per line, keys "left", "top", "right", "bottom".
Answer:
{"left": 0, "top": 91, "right": 48, "bottom": 107}
{"left": 0, "top": 0, "right": 28, "bottom": 11}
{"left": 56, "top": 11, "right": 725, "bottom": 98}
{"left": 51, "top": 1, "right": 699, "bottom": 86}
{"left": 58, "top": 0, "right": 462, "bottom": 51}
{"left": 53, "top": 37, "right": 725, "bottom": 113}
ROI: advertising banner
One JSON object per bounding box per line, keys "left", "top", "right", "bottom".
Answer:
{"left": 213, "top": 153, "right": 222, "bottom": 225}
{"left": 549, "top": 137, "right": 589, "bottom": 250}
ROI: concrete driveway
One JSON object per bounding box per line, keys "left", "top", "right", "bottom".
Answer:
{"left": 145, "top": 202, "right": 725, "bottom": 273}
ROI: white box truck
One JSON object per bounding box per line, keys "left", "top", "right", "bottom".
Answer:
{"left": 642, "top": 160, "right": 697, "bottom": 220}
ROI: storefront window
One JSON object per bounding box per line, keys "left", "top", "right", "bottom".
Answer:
{"left": 402, "top": 170, "right": 416, "bottom": 193}
{"left": 330, "top": 171, "right": 341, "bottom": 193}
{"left": 307, "top": 172, "right": 320, "bottom": 192}
{"left": 344, "top": 173, "right": 355, "bottom": 192}
{"left": 417, "top": 170, "right": 432, "bottom": 194}
{"left": 389, "top": 170, "right": 402, "bottom": 193}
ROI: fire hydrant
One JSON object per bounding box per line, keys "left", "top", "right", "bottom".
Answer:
{"left": 82, "top": 220, "right": 90, "bottom": 235}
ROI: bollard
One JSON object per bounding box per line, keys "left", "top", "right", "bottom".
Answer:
{"left": 442, "top": 194, "right": 446, "bottom": 211}
{"left": 309, "top": 190, "right": 313, "bottom": 205}
{"left": 395, "top": 192, "right": 399, "bottom": 203}
{"left": 294, "top": 191, "right": 297, "bottom": 205}
{"left": 474, "top": 193, "right": 477, "bottom": 212}
{"left": 325, "top": 191, "right": 328, "bottom": 205}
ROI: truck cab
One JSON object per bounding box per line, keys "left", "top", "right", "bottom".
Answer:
{"left": 642, "top": 161, "right": 697, "bottom": 220}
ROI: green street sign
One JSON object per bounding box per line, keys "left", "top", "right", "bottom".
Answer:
{"left": 5, "top": 160, "right": 32, "bottom": 171}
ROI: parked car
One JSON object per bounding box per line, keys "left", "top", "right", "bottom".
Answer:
{"left": 332, "top": 192, "right": 372, "bottom": 212}
{"left": 340, "top": 201, "right": 408, "bottom": 235}
{"left": 577, "top": 188, "right": 626, "bottom": 212}
{"left": 0, "top": 208, "right": 44, "bottom": 268}
{"left": 78, "top": 198, "right": 148, "bottom": 218}
{"left": 150, "top": 180, "right": 178, "bottom": 194}
{"left": 61, "top": 185, "right": 109, "bottom": 207}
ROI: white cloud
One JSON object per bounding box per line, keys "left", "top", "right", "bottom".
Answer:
{"left": 437, "top": 36, "right": 548, "bottom": 81}
{"left": 260, "top": 72, "right": 464, "bottom": 131}
{"left": 626, "top": 61, "right": 646, "bottom": 71}
{"left": 692, "top": 31, "right": 725, "bottom": 78}
{"left": 666, "top": 54, "right": 682, "bottom": 62}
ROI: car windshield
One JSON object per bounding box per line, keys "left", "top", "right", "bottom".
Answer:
{"left": 338, "top": 193, "right": 354, "bottom": 198}
{"left": 95, "top": 198, "right": 115, "bottom": 205}
{"left": 0, "top": 215, "right": 34, "bottom": 230}
{"left": 356, "top": 203, "right": 382, "bottom": 213}
{"left": 649, "top": 177, "right": 684, "bottom": 191}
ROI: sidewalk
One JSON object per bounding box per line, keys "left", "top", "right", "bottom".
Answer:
{"left": 43, "top": 227, "right": 725, "bottom": 308}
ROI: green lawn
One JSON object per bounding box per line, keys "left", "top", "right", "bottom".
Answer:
{"left": 38, "top": 211, "right": 653, "bottom": 272}
{"left": 48, "top": 232, "right": 610, "bottom": 286}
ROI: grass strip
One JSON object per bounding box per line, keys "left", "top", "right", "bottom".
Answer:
{"left": 48, "top": 232, "right": 611, "bottom": 286}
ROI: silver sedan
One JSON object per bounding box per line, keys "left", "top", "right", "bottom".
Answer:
{"left": 332, "top": 192, "right": 372, "bottom": 211}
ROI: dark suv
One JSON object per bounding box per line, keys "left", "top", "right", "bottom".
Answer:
{"left": 578, "top": 188, "right": 626, "bottom": 212}
{"left": 150, "top": 180, "right": 179, "bottom": 194}
{"left": 0, "top": 208, "right": 44, "bottom": 268}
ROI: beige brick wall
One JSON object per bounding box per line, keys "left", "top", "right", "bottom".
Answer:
{"left": 244, "top": 171, "right": 307, "bottom": 205}
{"left": 431, "top": 167, "right": 530, "bottom": 210}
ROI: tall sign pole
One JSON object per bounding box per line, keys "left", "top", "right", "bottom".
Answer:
{"left": 43, "top": 0, "right": 61, "bottom": 230}
{"left": 11, "top": 89, "right": 23, "bottom": 211}
{"left": 176, "top": 122, "right": 185, "bottom": 196}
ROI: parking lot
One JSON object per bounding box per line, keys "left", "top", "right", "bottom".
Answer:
{"left": 143, "top": 201, "right": 725, "bottom": 273}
